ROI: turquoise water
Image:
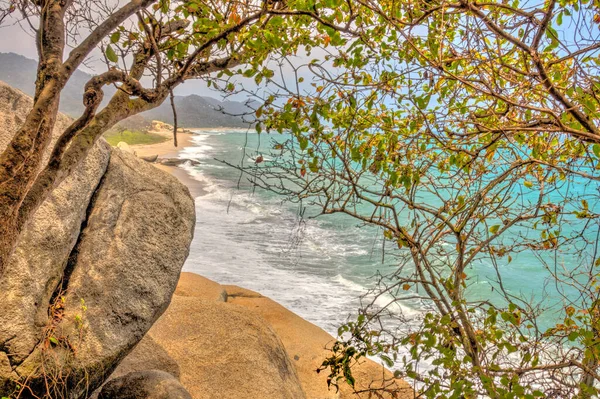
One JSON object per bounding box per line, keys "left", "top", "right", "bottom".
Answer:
{"left": 180, "top": 128, "right": 600, "bottom": 338}
{"left": 181, "top": 128, "right": 412, "bottom": 335}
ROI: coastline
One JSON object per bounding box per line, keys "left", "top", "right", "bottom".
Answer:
{"left": 125, "top": 126, "right": 414, "bottom": 398}
{"left": 129, "top": 126, "right": 206, "bottom": 198}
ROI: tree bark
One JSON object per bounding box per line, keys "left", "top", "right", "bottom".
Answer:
{"left": 0, "top": 0, "right": 160, "bottom": 274}
{"left": 170, "top": 90, "right": 178, "bottom": 147}
{"left": 0, "top": 0, "right": 66, "bottom": 273}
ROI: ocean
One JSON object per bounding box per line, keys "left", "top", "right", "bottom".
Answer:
{"left": 180, "top": 128, "right": 413, "bottom": 335}
{"left": 179, "top": 128, "right": 598, "bottom": 349}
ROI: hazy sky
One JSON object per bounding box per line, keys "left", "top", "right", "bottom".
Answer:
{"left": 0, "top": 12, "right": 322, "bottom": 103}
{"left": 0, "top": 16, "right": 237, "bottom": 99}
{"left": 0, "top": 18, "right": 38, "bottom": 59}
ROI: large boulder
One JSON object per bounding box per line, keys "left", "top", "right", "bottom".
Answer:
{"left": 13, "top": 149, "right": 195, "bottom": 397}
{"left": 109, "top": 335, "right": 181, "bottom": 382}
{"left": 147, "top": 295, "right": 306, "bottom": 399}
{"left": 0, "top": 82, "right": 112, "bottom": 388}
{"left": 110, "top": 291, "right": 307, "bottom": 399}
{"left": 173, "top": 272, "right": 227, "bottom": 301}
{"left": 99, "top": 370, "right": 192, "bottom": 399}
{"left": 223, "top": 285, "right": 414, "bottom": 399}
{"left": 0, "top": 139, "right": 110, "bottom": 365}
{"left": 117, "top": 141, "right": 136, "bottom": 155}
{"left": 112, "top": 274, "right": 413, "bottom": 399}
{"left": 0, "top": 82, "right": 195, "bottom": 398}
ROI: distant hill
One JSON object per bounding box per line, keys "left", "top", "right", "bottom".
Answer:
{"left": 0, "top": 52, "right": 253, "bottom": 128}
{"left": 0, "top": 52, "right": 116, "bottom": 118}
{"left": 142, "top": 94, "right": 255, "bottom": 128}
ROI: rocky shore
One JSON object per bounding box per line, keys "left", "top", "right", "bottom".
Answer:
{"left": 118, "top": 125, "right": 415, "bottom": 399}
{"left": 105, "top": 272, "right": 414, "bottom": 399}
{"left": 0, "top": 81, "right": 414, "bottom": 398}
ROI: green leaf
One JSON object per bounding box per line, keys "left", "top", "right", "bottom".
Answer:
{"left": 269, "top": 16, "right": 284, "bottom": 26}
{"left": 177, "top": 42, "right": 189, "bottom": 57}
{"left": 416, "top": 94, "right": 431, "bottom": 109}
{"left": 110, "top": 31, "right": 121, "bottom": 44}
{"left": 346, "top": 373, "right": 355, "bottom": 387}
{"left": 380, "top": 354, "right": 394, "bottom": 367}
{"left": 105, "top": 45, "right": 118, "bottom": 63}
{"left": 524, "top": 181, "right": 533, "bottom": 188}
{"left": 568, "top": 331, "right": 579, "bottom": 341}
{"left": 489, "top": 225, "right": 500, "bottom": 234}
{"left": 243, "top": 68, "right": 256, "bottom": 78}
{"left": 298, "top": 136, "right": 308, "bottom": 151}
{"left": 593, "top": 144, "right": 600, "bottom": 158}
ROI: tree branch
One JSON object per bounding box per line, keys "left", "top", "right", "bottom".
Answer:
{"left": 62, "top": 0, "right": 157, "bottom": 75}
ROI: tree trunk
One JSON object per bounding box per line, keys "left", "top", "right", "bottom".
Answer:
{"left": 170, "top": 90, "right": 178, "bottom": 147}
{"left": 578, "top": 301, "right": 600, "bottom": 398}
{"left": 0, "top": 0, "right": 66, "bottom": 271}
{"left": 0, "top": 0, "right": 156, "bottom": 274}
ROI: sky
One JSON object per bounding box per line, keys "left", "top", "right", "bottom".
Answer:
{"left": 0, "top": 18, "right": 37, "bottom": 59}
{"left": 0, "top": 14, "right": 237, "bottom": 99}
{"left": 0, "top": 9, "right": 331, "bottom": 104}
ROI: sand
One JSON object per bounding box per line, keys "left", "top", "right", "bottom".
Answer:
{"left": 129, "top": 127, "right": 206, "bottom": 197}
{"left": 128, "top": 130, "right": 415, "bottom": 398}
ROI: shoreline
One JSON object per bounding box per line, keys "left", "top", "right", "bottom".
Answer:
{"left": 127, "top": 126, "right": 414, "bottom": 398}
{"left": 129, "top": 126, "right": 207, "bottom": 198}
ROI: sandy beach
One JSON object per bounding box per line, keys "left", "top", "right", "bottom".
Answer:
{"left": 129, "top": 126, "right": 205, "bottom": 197}
{"left": 123, "top": 125, "right": 414, "bottom": 398}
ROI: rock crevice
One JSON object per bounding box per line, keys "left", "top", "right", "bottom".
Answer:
{"left": 0, "top": 81, "right": 196, "bottom": 398}
{"left": 48, "top": 150, "right": 112, "bottom": 310}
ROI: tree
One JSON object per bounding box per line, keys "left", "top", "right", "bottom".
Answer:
{"left": 239, "top": 0, "right": 600, "bottom": 396}
{"left": 0, "top": 0, "right": 332, "bottom": 274}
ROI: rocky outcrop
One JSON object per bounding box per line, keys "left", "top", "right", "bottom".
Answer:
{"left": 111, "top": 274, "right": 414, "bottom": 399}
{"left": 110, "top": 336, "right": 181, "bottom": 382}
{"left": 99, "top": 370, "right": 192, "bottom": 399}
{"left": 139, "top": 154, "right": 158, "bottom": 163}
{"left": 173, "top": 272, "right": 227, "bottom": 302}
{"left": 224, "top": 284, "right": 414, "bottom": 399}
{"left": 0, "top": 140, "right": 111, "bottom": 366}
{"left": 149, "top": 121, "right": 196, "bottom": 136}
{"left": 136, "top": 295, "right": 306, "bottom": 399}
{"left": 116, "top": 141, "right": 137, "bottom": 155}
{"left": 105, "top": 274, "right": 306, "bottom": 399}
{"left": 0, "top": 82, "right": 110, "bottom": 369}
{"left": 157, "top": 158, "right": 200, "bottom": 167}
{"left": 0, "top": 82, "right": 195, "bottom": 398}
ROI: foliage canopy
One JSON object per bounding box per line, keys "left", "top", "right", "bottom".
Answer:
{"left": 238, "top": 0, "right": 600, "bottom": 396}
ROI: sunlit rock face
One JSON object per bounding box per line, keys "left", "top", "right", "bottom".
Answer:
{"left": 0, "top": 81, "right": 195, "bottom": 398}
